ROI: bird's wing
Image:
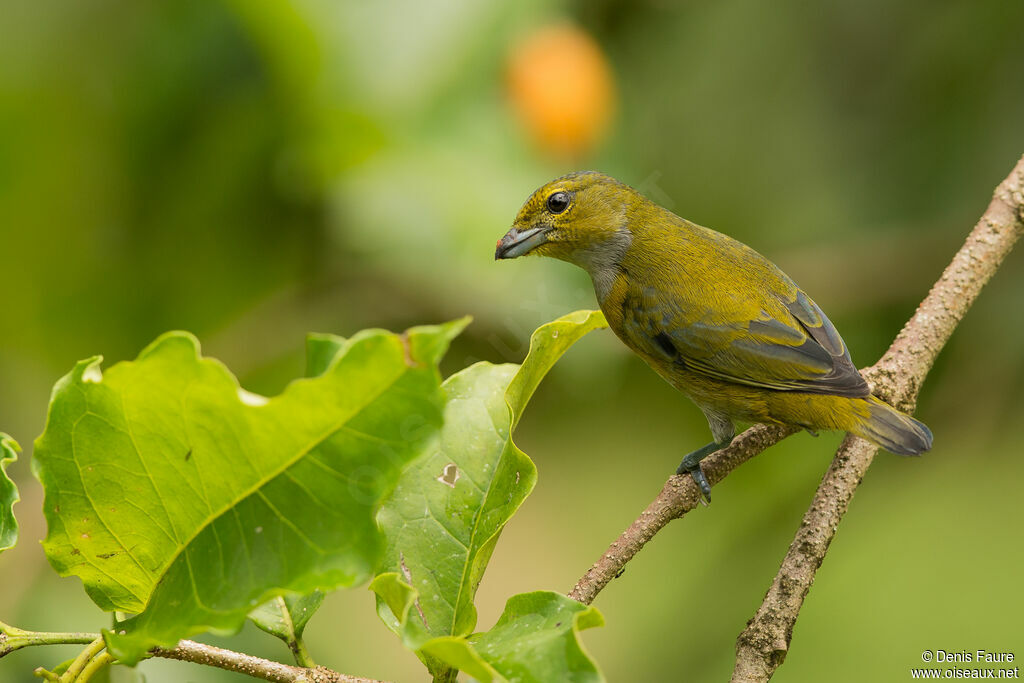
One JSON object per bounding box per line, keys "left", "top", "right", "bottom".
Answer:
{"left": 624, "top": 284, "right": 870, "bottom": 397}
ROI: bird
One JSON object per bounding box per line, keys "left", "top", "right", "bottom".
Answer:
{"left": 495, "top": 171, "right": 932, "bottom": 502}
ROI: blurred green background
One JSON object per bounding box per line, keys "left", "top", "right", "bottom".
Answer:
{"left": 2, "top": 1, "right": 1023, "bottom": 681}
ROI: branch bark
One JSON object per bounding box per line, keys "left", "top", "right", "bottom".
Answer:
{"left": 568, "top": 154, "right": 1024, "bottom": 673}
{"left": 732, "top": 156, "right": 1024, "bottom": 682}
{"left": 152, "top": 640, "right": 388, "bottom": 683}
{"left": 1, "top": 623, "right": 387, "bottom": 683}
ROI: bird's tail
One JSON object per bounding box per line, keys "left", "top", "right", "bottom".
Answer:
{"left": 851, "top": 396, "right": 933, "bottom": 455}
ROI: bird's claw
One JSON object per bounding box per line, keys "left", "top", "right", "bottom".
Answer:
{"left": 689, "top": 464, "right": 711, "bottom": 505}
{"left": 676, "top": 460, "right": 712, "bottom": 504}
{"left": 676, "top": 441, "right": 722, "bottom": 505}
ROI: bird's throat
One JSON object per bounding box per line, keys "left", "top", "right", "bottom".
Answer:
{"left": 569, "top": 227, "right": 632, "bottom": 303}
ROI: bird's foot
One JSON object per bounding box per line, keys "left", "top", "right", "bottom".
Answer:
{"left": 687, "top": 463, "right": 712, "bottom": 505}
{"left": 676, "top": 442, "right": 721, "bottom": 504}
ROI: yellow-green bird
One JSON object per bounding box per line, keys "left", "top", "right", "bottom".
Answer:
{"left": 495, "top": 171, "right": 931, "bottom": 501}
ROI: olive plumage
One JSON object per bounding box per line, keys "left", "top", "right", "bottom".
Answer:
{"left": 496, "top": 171, "right": 931, "bottom": 500}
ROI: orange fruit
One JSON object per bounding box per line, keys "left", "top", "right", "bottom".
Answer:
{"left": 506, "top": 24, "right": 616, "bottom": 160}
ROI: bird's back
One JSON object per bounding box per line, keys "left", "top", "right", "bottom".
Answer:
{"left": 598, "top": 201, "right": 870, "bottom": 419}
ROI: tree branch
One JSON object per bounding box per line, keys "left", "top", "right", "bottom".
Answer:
{"left": 151, "top": 640, "right": 387, "bottom": 683}
{"left": 1, "top": 622, "right": 388, "bottom": 683}
{"left": 731, "top": 156, "right": 1024, "bottom": 681}
{"left": 568, "top": 153, "right": 1024, "bottom": 661}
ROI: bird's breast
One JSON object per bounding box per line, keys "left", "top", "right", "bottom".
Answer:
{"left": 592, "top": 266, "right": 631, "bottom": 331}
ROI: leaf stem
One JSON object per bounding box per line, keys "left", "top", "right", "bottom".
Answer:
{"left": 75, "top": 651, "right": 113, "bottom": 683}
{"left": 270, "top": 596, "right": 317, "bottom": 668}
{"left": 430, "top": 667, "right": 458, "bottom": 683}
{"left": 59, "top": 637, "right": 106, "bottom": 683}
{"left": 289, "top": 636, "right": 316, "bottom": 669}
{"left": 0, "top": 621, "right": 98, "bottom": 656}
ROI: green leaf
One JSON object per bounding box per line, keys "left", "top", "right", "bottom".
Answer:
{"left": 368, "top": 572, "right": 419, "bottom": 633}
{"left": 249, "top": 591, "right": 324, "bottom": 640}
{"left": 49, "top": 657, "right": 76, "bottom": 676}
{"left": 33, "top": 320, "right": 468, "bottom": 664}
{"left": 420, "top": 635, "right": 499, "bottom": 681}
{"left": 372, "top": 310, "right": 607, "bottom": 671}
{"left": 0, "top": 433, "right": 20, "bottom": 553}
{"left": 305, "top": 333, "right": 346, "bottom": 378}
{"left": 504, "top": 310, "right": 608, "bottom": 431}
{"left": 246, "top": 333, "right": 358, "bottom": 651}
{"left": 249, "top": 590, "right": 324, "bottom": 666}
{"left": 423, "top": 591, "right": 605, "bottom": 683}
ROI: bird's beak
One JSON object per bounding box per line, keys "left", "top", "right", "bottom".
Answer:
{"left": 495, "top": 225, "right": 549, "bottom": 260}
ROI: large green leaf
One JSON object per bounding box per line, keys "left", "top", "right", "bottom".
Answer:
{"left": 243, "top": 331, "right": 371, "bottom": 645}
{"left": 0, "top": 433, "right": 20, "bottom": 553}
{"left": 33, "top": 321, "right": 467, "bottom": 664}
{"left": 243, "top": 331, "right": 368, "bottom": 644}
{"left": 371, "top": 310, "right": 607, "bottom": 675}
{"left": 305, "top": 332, "right": 349, "bottom": 378}
{"left": 423, "top": 591, "right": 605, "bottom": 683}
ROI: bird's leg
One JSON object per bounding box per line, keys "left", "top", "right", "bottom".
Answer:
{"left": 679, "top": 411, "right": 735, "bottom": 504}
{"left": 675, "top": 441, "right": 729, "bottom": 503}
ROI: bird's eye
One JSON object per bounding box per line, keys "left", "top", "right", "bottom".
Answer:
{"left": 546, "top": 191, "right": 570, "bottom": 214}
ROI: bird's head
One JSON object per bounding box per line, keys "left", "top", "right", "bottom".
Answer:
{"left": 495, "top": 171, "right": 639, "bottom": 268}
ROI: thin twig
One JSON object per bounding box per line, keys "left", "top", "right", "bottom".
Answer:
{"left": 1, "top": 622, "right": 387, "bottom": 683}
{"left": 567, "top": 423, "right": 797, "bottom": 604}
{"left": 152, "top": 640, "right": 388, "bottom": 683}
{"left": 731, "top": 154, "right": 1024, "bottom": 682}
